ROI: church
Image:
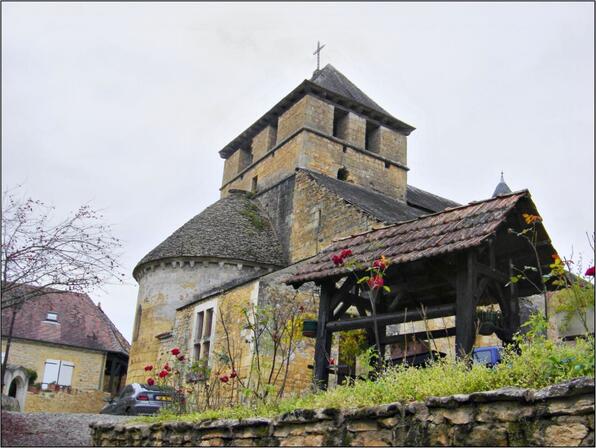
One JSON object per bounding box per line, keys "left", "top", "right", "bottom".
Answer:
{"left": 126, "top": 63, "right": 520, "bottom": 390}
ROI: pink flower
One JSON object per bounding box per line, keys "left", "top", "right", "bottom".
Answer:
{"left": 367, "top": 275, "right": 384, "bottom": 290}
{"left": 164, "top": 363, "right": 171, "bottom": 371}
{"left": 158, "top": 369, "right": 169, "bottom": 379}
{"left": 144, "top": 364, "right": 153, "bottom": 372}
{"left": 219, "top": 375, "right": 229, "bottom": 383}
{"left": 177, "top": 354, "right": 185, "bottom": 362}
{"left": 147, "top": 378, "right": 155, "bottom": 386}
{"left": 171, "top": 348, "right": 181, "bottom": 356}
{"left": 329, "top": 358, "right": 336, "bottom": 366}
{"left": 230, "top": 370, "right": 238, "bottom": 379}
{"left": 585, "top": 266, "right": 595, "bottom": 277}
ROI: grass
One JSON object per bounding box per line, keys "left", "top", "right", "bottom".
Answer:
{"left": 133, "top": 333, "right": 594, "bottom": 425}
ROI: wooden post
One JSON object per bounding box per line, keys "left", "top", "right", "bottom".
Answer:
{"left": 314, "top": 280, "right": 334, "bottom": 390}
{"left": 507, "top": 258, "right": 521, "bottom": 334}
{"left": 455, "top": 251, "right": 477, "bottom": 359}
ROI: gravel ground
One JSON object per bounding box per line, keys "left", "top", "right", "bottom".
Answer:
{"left": 1, "top": 411, "right": 133, "bottom": 447}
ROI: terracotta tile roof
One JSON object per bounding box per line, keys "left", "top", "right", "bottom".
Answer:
{"left": 287, "top": 190, "right": 536, "bottom": 285}
{"left": 1, "top": 285, "right": 130, "bottom": 356}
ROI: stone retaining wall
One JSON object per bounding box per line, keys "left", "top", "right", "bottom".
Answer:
{"left": 91, "top": 377, "right": 594, "bottom": 446}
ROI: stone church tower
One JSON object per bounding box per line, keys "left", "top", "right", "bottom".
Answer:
{"left": 127, "top": 65, "right": 459, "bottom": 384}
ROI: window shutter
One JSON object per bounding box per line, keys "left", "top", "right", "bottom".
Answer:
{"left": 42, "top": 360, "right": 60, "bottom": 387}
{"left": 58, "top": 361, "right": 74, "bottom": 386}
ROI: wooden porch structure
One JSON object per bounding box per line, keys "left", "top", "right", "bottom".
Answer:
{"left": 286, "top": 191, "right": 556, "bottom": 389}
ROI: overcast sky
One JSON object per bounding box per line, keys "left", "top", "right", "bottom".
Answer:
{"left": 3, "top": 2, "right": 594, "bottom": 342}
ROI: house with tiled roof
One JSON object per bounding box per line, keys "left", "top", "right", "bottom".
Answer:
{"left": 1, "top": 285, "right": 129, "bottom": 413}
{"left": 127, "top": 64, "right": 558, "bottom": 393}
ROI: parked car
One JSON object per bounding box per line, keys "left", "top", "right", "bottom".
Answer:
{"left": 100, "top": 383, "right": 175, "bottom": 415}
{"left": 472, "top": 346, "right": 502, "bottom": 368}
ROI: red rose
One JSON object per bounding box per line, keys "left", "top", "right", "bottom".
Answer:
{"left": 329, "top": 358, "right": 336, "bottom": 365}
{"left": 158, "top": 369, "right": 169, "bottom": 378}
{"left": 230, "top": 370, "right": 237, "bottom": 379}
{"left": 373, "top": 259, "right": 387, "bottom": 270}
{"left": 367, "top": 275, "right": 384, "bottom": 290}
{"left": 331, "top": 254, "right": 343, "bottom": 266}
{"left": 219, "top": 375, "right": 229, "bottom": 383}
{"left": 340, "top": 249, "right": 352, "bottom": 258}
{"left": 585, "top": 266, "right": 595, "bottom": 277}
{"left": 164, "top": 363, "right": 171, "bottom": 371}
{"left": 144, "top": 364, "right": 153, "bottom": 372}
{"left": 171, "top": 348, "right": 181, "bottom": 356}
{"left": 177, "top": 354, "right": 185, "bottom": 362}
{"left": 147, "top": 378, "right": 155, "bottom": 386}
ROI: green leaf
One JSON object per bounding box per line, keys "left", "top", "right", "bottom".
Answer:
{"left": 357, "top": 276, "right": 370, "bottom": 284}
{"left": 383, "top": 285, "right": 391, "bottom": 293}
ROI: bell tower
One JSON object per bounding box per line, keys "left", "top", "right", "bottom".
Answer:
{"left": 219, "top": 64, "right": 414, "bottom": 202}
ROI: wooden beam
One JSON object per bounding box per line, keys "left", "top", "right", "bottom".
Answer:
{"left": 314, "top": 281, "right": 334, "bottom": 390}
{"left": 475, "top": 262, "right": 509, "bottom": 283}
{"left": 326, "top": 303, "right": 456, "bottom": 332}
{"left": 381, "top": 327, "right": 456, "bottom": 345}
{"left": 455, "top": 250, "right": 477, "bottom": 359}
{"left": 330, "top": 277, "right": 356, "bottom": 310}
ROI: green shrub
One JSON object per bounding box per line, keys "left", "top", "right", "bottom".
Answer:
{"left": 134, "top": 319, "right": 594, "bottom": 424}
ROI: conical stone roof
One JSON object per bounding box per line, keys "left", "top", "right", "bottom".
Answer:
{"left": 134, "top": 191, "right": 284, "bottom": 277}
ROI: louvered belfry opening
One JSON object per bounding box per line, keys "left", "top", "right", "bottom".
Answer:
{"left": 286, "top": 191, "right": 558, "bottom": 390}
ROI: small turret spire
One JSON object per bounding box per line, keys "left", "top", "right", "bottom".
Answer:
{"left": 492, "top": 171, "right": 512, "bottom": 197}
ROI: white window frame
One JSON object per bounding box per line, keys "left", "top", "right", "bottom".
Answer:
{"left": 45, "top": 312, "right": 59, "bottom": 323}
{"left": 41, "top": 359, "right": 74, "bottom": 389}
{"left": 192, "top": 298, "right": 217, "bottom": 365}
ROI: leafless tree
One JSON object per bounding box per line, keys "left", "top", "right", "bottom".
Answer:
{"left": 1, "top": 188, "right": 124, "bottom": 388}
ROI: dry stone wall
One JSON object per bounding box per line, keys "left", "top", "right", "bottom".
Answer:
{"left": 91, "top": 377, "right": 594, "bottom": 446}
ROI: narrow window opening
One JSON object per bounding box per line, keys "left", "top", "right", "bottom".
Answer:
{"left": 193, "top": 305, "right": 215, "bottom": 362}
{"left": 337, "top": 167, "right": 350, "bottom": 181}
{"left": 238, "top": 145, "right": 253, "bottom": 173}
{"left": 268, "top": 124, "right": 278, "bottom": 150}
{"left": 333, "top": 108, "right": 349, "bottom": 139}
{"left": 251, "top": 176, "right": 258, "bottom": 193}
{"left": 365, "top": 121, "right": 380, "bottom": 153}
{"left": 132, "top": 305, "right": 142, "bottom": 342}
{"left": 384, "top": 161, "right": 390, "bottom": 169}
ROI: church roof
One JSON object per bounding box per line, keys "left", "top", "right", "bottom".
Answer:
{"left": 219, "top": 65, "right": 414, "bottom": 159}
{"left": 303, "top": 170, "right": 459, "bottom": 223}
{"left": 134, "top": 191, "right": 285, "bottom": 277}
{"left": 310, "top": 64, "right": 391, "bottom": 117}
{"left": 492, "top": 172, "right": 512, "bottom": 197}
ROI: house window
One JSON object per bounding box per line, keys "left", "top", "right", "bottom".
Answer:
{"left": 46, "top": 312, "right": 58, "bottom": 322}
{"left": 41, "top": 359, "right": 74, "bottom": 389}
{"left": 333, "top": 108, "right": 348, "bottom": 140}
{"left": 365, "top": 121, "right": 380, "bottom": 153}
{"left": 193, "top": 300, "right": 217, "bottom": 363}
{"left": 268, "top": 124, "right": 278, "bottom": 150}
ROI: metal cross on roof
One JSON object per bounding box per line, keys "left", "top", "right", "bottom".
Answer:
{"left": 313, "top": 41, "right": 326, "bottom": 71}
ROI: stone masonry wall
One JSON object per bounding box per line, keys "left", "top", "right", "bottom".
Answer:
{"left": 25, "top": 388, "right": 110, "bottom": 413}
{"left": 128, "top": 261, "right": 263, "bottom": 385}
{"left": 289, "top": 170, "right": 380, "bottom": 263}
{"left": 91, "top": 377, "right": 594, "bottom": 447}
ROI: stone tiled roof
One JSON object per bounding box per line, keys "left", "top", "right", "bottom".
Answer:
{"left": 310, "top": 64, "right": 391, "bottom": 117}
{"left": 134, "top": 191, "right": 285, "bottom": 277}
{"left": 1, "top": 285, "right": 130, "bottom": 356}
{"left": 304, "top": 170, "right": 459, "bottom": 223}
{"left": 287, "top": 190, "right": 545, "bottom": 285}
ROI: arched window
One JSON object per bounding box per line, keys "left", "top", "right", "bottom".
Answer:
{"left": 132, "top": 305, "right": 142, "bottom": 342}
